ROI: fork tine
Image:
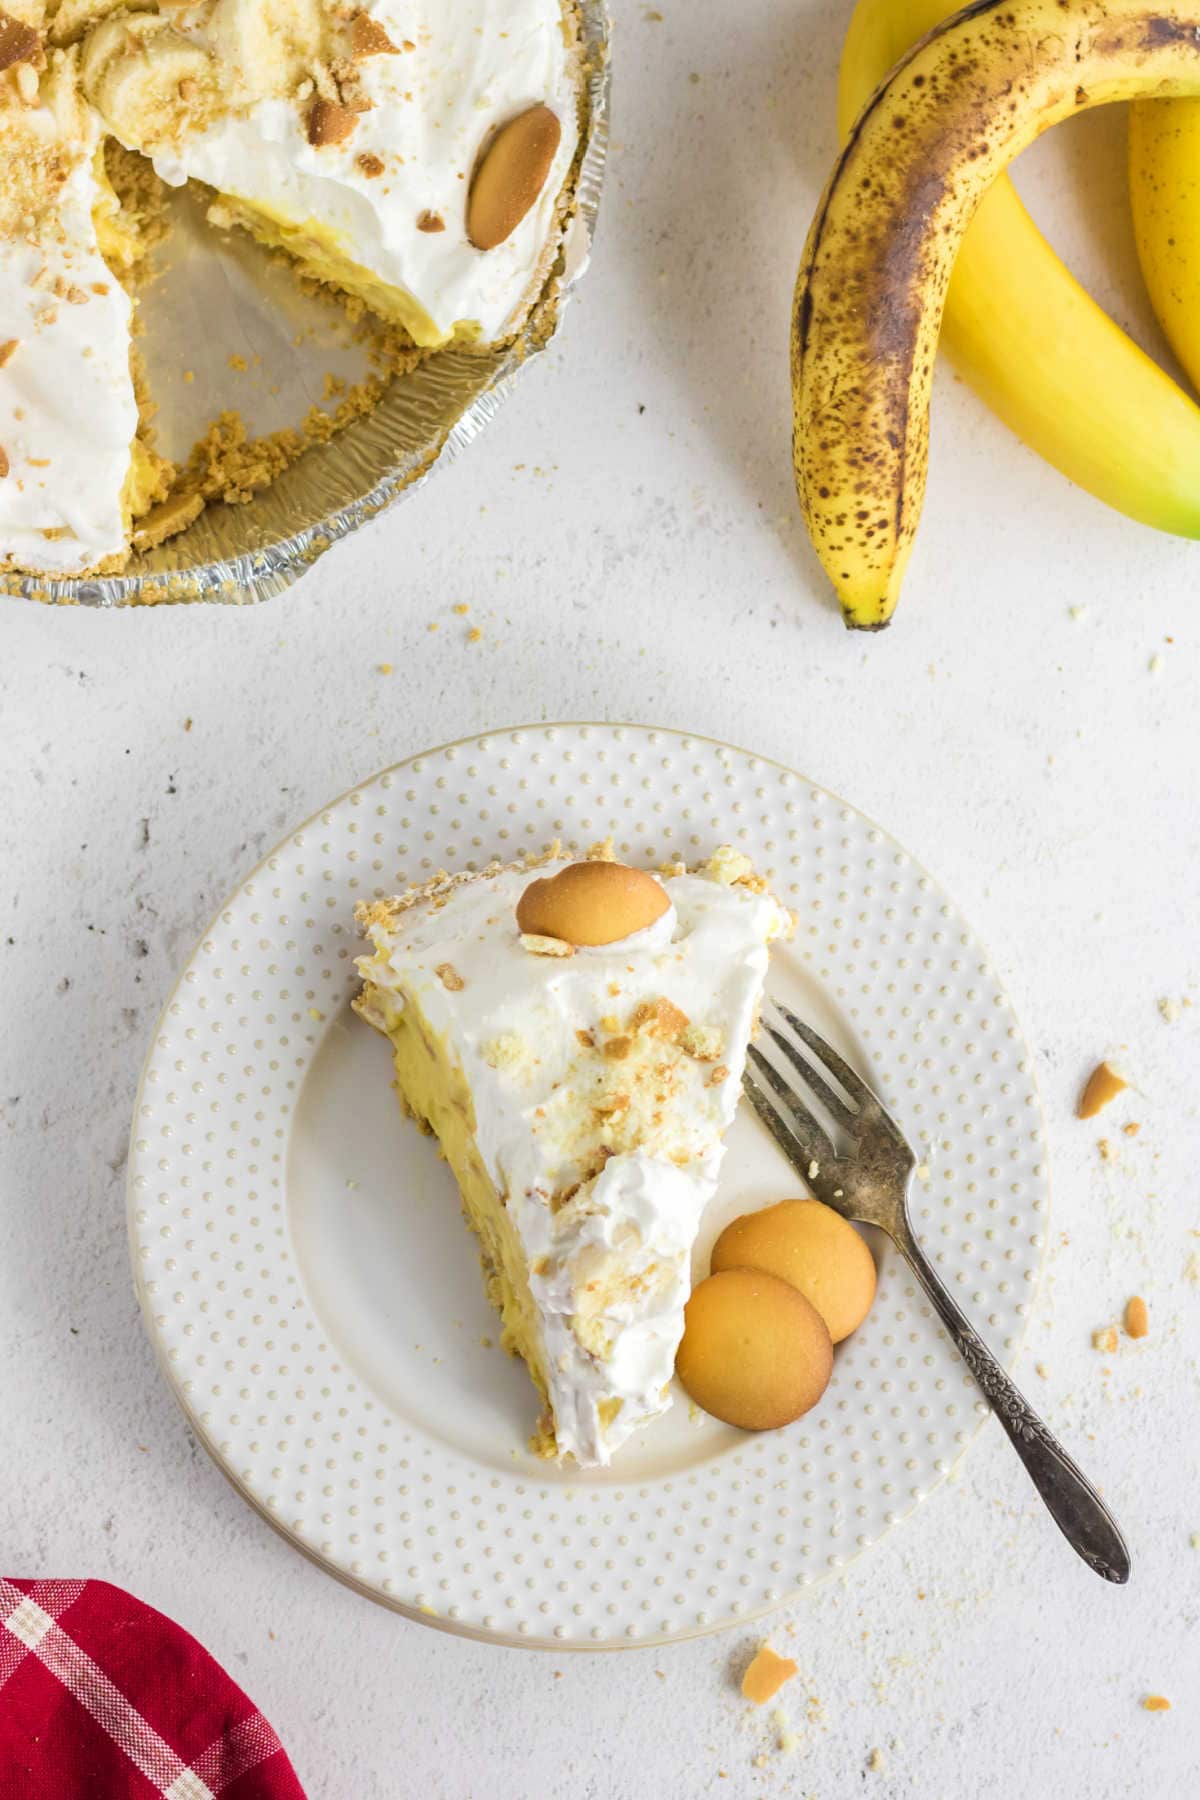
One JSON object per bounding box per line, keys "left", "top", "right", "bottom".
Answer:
{"left": 762, "top": 1021, "right": 858, "bottom": 1128}
{"left": 742, "top": 1063, "right": 838, "bottom": 1184}
{"left": 741, "top": 1066, "right": 812, "bottom": 1168}
{"left": 770, "top": 1000, "right": 880, "bottom": 1112}
{"left": 745, "top": 1045, "right": 838, "bottom": 1172}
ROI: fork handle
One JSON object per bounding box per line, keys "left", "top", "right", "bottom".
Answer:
{"left": 895, "top": 1223, "right": 1131, "bottom": 1584}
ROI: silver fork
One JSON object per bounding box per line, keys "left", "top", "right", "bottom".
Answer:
{"left": 743, "top": 999, "right": 1131, "bottom": 1584}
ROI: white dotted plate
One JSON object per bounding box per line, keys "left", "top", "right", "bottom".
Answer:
{"left": 127, "top": 724, "right": 1049, "bottom": 1649}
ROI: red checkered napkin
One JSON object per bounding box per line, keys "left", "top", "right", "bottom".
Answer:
{"left": 0, "top": 1579, "right": 306, "bottom": 1800}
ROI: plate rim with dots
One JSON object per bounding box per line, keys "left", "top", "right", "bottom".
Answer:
{"left": 126, "top": 721, "right": 1051, "bottom": 1651}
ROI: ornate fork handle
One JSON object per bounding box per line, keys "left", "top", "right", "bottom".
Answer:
{"left": 896, "top": 1221, "right": 1131, "bottom": 1584}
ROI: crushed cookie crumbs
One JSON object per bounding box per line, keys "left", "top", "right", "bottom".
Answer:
{"left": 741, "top": 1645, "right": 798, "bottom": 1706}
{"left": 1078, "top": 1060, "right": 1126, "bottom": 1119}
{"left": 351, "top": 13, "right": 400, "bottom": 57}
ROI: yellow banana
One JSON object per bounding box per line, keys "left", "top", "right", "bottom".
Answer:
{"left": 795, "top": 0, "right": 1200, "bottom": 629}
{"left": 1129, "top": 97, "right": 1200, "bottom": 394}
{"left": 841, "top": 0, "right": 1200, "bottom": 546}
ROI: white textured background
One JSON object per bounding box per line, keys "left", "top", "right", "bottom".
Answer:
{"left": 2, "top": 1, "right": 1198, "bottom": 1794}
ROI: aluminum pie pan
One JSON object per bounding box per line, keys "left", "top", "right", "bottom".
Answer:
{"left": 4, "top": 0, "right": 609, "bottom": 609}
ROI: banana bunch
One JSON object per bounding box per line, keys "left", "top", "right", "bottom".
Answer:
{"left": 794, "top": 0, "right": 1200, "bottom": 629}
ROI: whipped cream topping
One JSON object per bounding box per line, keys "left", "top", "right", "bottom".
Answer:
{"left": 572, "top": 905, "right": 678, "bottom": 958}
{"left": 357, "top": 856, "right": 790, "bottom": 1466}
{"left": 0, "top": 55, "right": 136, "bottom": 575}
{"left": 90, "top": 0, "right": 582, "bottom": 347}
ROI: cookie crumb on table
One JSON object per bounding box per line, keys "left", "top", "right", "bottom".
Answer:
{"left": 741, "top": 1644, "right": 798, "bottom": 1705}
{"left": 1124, "top": 1295, "right": 1149, "bottom": 1339}
{"left": 1077, "top": 1060, "right": 1126, "bottom": 1119}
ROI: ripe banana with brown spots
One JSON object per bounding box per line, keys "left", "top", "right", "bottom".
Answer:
{"left": 842, "top": 0, "right": 1200, "bottom": 549}
{"left": 794, "top": 0, "right": 1200, "bottom": 630}
{"left": 1130, "top": 96, "right": 1200, "bottom": 394}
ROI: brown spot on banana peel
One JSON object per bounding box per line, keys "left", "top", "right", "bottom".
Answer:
{"left": 1142, "top": 14, "right": 1200, "bottom": 42}
{"left": 792, "top": 0, "right": 1200, "bottom": 630}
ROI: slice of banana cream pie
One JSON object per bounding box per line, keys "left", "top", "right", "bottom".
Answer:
{"left": 355, "top": 844, "right": 792, "bottom": 1467}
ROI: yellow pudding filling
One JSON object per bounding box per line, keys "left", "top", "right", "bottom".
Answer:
{"left": 91, "top": 144, "right": 143, "bottom": 275}
{"left": 359, "top": 979, "right": 556, "bottom": 1452}
{"left": 120, "top": 435, "right": 170, "bottom": 519}
{"left": 209, "top": 195, "right": 478, "bottom": 351}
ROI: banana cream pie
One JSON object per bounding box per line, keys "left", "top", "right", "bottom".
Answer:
{"left": 355, "top": 844, "right": 792, "bottom": 1467}
{"left": 0, "top": 0, "right": 584, "bottom": 577}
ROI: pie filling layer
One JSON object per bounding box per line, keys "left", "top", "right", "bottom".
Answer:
{"left": 360, "top": 978, "right": 557, "bottom": 1454}
{"left": 205, "top": 196, "right": 452, "bottom": 350}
